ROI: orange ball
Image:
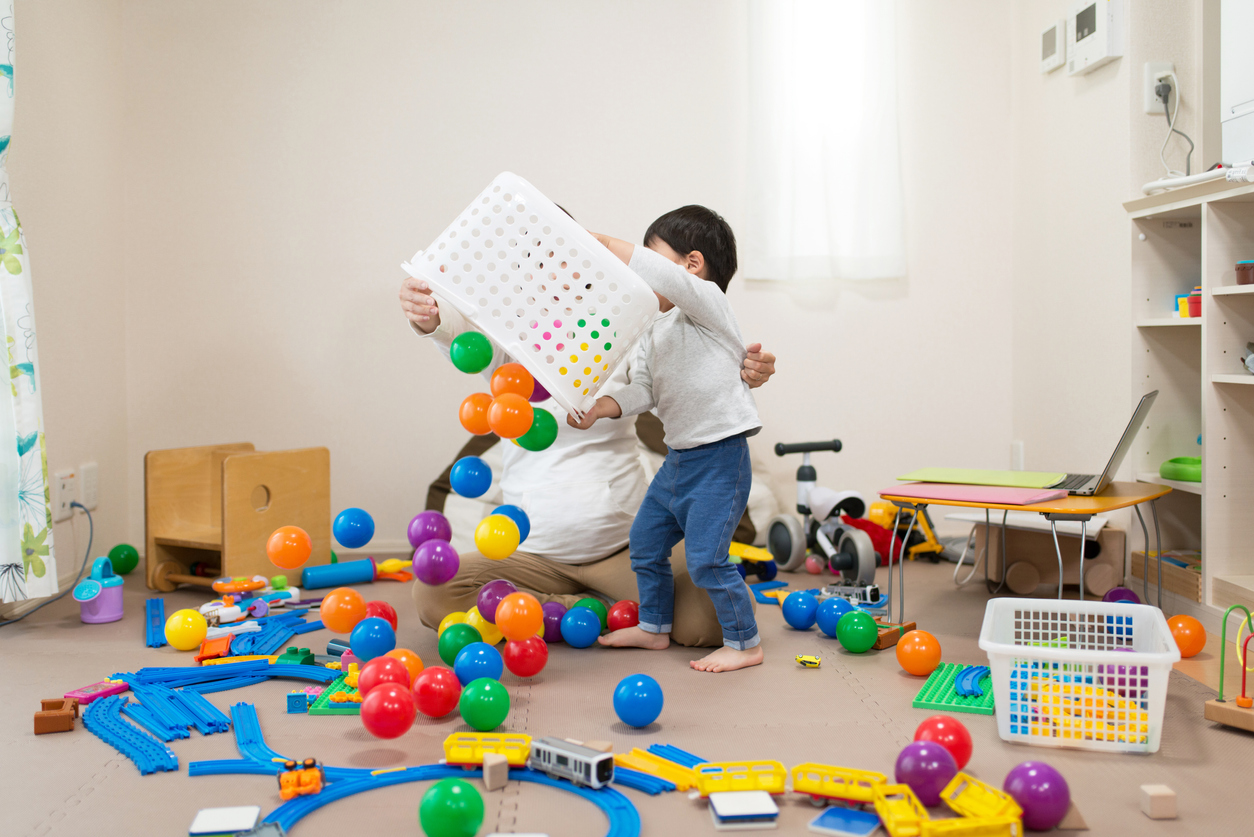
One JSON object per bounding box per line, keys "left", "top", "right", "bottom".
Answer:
{"left": 320, "top": 587, "right": 368, "bottom": 634}
{"left": 487, "top": 393, "right": 534, "bottom": 439}
{"left": 1168, "top": 614, "right": 1206, "bottom": 658}
{"left": 495, "top": 591, "right": 543, "bottom": 642}
{"left": 266, "top": 525, "right": 312, "bottom": 569}
{"left": 459, "top": 392, "right": 494, "bottom": 435}
{"left": 896, "top": 629, "right": 942, "bottom": 676}
{"left": 385, "top": 648, "right": 425, "bottom": 683}
{"left": 490, "top": 362, "right": 535, "bottom": 399}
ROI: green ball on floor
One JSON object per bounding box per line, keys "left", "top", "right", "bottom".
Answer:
{"left": 574, "top": 597, "right": 608, "bottom": 631}
{"left": 836, "top": 610, "right": 879, "bottom": 654}
{"left": 459, "top": 677, "right": 510, "bottom": 731}
{"left": 438, "top": 623, "right": 482, "bottom": 666}
{"left": 108, "top": 543, "right": 140, "bottom": 575}
{"left": 419, "top": 777, "right": 484, "bottom": 837}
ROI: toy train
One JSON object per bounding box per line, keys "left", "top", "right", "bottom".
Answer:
{"left": 278, "top": 758, "right": 324, "bottom": 800}
{"left": 526, "top": 737, "right": 615, "bottom": 789}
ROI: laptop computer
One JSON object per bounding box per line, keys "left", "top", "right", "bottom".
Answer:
{"left": 1045, "top": 390, "right": 1158, "bottom": 495}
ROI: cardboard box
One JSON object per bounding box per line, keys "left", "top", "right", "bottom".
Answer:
{"left": 973, "top": 523, "right": 1125, "bottom": 597}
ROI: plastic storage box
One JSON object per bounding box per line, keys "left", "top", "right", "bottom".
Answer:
{"left": 977, "top": 597, "right": 1179, "bottom": 753}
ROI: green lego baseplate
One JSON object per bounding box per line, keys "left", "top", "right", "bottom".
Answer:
{"left": 307, "top": 674, "right": 361, "bottom": 715}
{"left": 912, "top": 662, "right": 995, "bottom": 715}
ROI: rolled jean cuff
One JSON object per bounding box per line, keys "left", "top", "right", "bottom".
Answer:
{"left": 638, "top": 620, "right": 672, "bottom": 635}
{"left": 723, "top": 632, "right": 761, "bottom": 651}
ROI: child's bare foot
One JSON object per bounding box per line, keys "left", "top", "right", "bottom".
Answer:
{"left": 598, "top": 626, "right": 670, "bottom": 649}
{"left": 690, "top": 645, "right": 764, "bottom": 672}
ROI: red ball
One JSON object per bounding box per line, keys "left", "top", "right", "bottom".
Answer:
{"left": 412, "top": 666, "right": 462, "bottom": 718}
{"left": 502, "top": 636, "right": 549, "bottom": 677}
{"left": 360, "top": 682, "right": 416, "bottom": 739}
{"left": 357, "top": 655, "right": 412, "bottom": 695}
{"left": 607, "top": 600, "right": 640, "bottom": 632}
{"left": 364, "top": 600, "right": 399, "bottom": 631}
{"left": 914, "top": 715, "right": 973, "bottom": 770}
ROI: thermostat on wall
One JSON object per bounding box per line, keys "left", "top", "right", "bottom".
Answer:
{"left": 1066, "top": 0, "right": 1123, "bottom": 76}
{"left": 1041, "top": 19, "right": 1065, "bottom": 73}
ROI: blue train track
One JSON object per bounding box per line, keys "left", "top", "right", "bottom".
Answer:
{"left": 145, "top": 598, "right": 166, "bottom": 647}
{"left": 83, "top": 695, "right": 179, "bottom": 775}
{"left": 955, "top": 665, "right": 991, "bottom": 697}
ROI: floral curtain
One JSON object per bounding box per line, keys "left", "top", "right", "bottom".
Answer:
{"left": 0, "top": 2, "right": 54, "bottom": 604}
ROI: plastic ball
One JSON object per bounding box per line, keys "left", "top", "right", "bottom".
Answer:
{"left": 360, "top": 682, "right": 416, "bottom": 739}
{"left": 459, "top": 677, "right": 511, "bottom": 731}
{"left": 574, "top": 597, "right": 609, "bottom": 631}
{"left": 896, "top": 630, "right": 943, "bottom": 676}
{"left": 529, "top": 380, "right": 551, "bottom": 403}
{"left": 464, "top": 606, "right": 504, "bottom": 645}
{"left": 607, "top": 600, "right": 640, "bottom": 632}
{"left": 449, "top": 331, "right": 493, "bottom": 374}
{"left": 474, "top": 514, "right": 520, "bottom": 561}
{"left": 358, "top": 655, "right": 413, "bottom": 695}
{"left": 895, "top": 740, "right": 958, "bottom": 807}
{"left": 454, "top": 641, "right": 504, "bottom": 685}
{"left": 782, "top": 591, "right": 819, "bottom": 630}
{"left": 107, "top": 543, "right": 140, "bottom": 575}
{"left": 319, "top": 587, "right": 367, "bottom": 633}
{"left": 413, "top": 539, "right": 461, "bottom": 585}
{"left": 492, "top": 504, "right": 531, "bottom": 543}
{"left": 438, "top": 611, "right": 467, "bottom": 636}
{"left": 419, "top": 777, "right": 484, "bottom": 837}
{"left": 385, "top": 648, "right": 425, "bottom": 683}
{"left": 914, "top": 715, "right": 973, "bottom": 770}
{"left": 836, "top": 610, "right": 879, "bottom": 653}
{"left": 476, "top": 579, "right": 518, "bottom": 623}
{"left": 613, "top": 673, "right": 664, "bottom": 728}
{"left": 490, "top": 362, "right": 535, "bottom": 399}
{"left": 333, "top": 507, "right": 375, "bottom": 549}
{"left": 408, "top": 510, "right": 453, "bottom": 549}
{"left": 449, "top": 456, "right": 492, "bottom": 498}
{"left": 265, "top": 525, "right": 312, "bottom": 570}
{"left": 560, "top": 606, "right": 602, "bottom": 647}
{"left": 412, "top": 666, "right": 462, "bottom": 718}
{"left": 542, "top": 601, "right": 568, "bottom": 643}
{"left": 364, "top": 600, "right": 398, "bottom": 631}
{"left": 805, "top": 555, "right": 824, "bottom": 574}
{"left": 816, "top": 597, "right": 855, "bottom": 637}
{"left": 496, "top": 592, "right": 544, "bottom": 641}
{"left": 1102, "top": 586, "right": 1140, "bottom": 604}
{"left": 487, "top": 393, "right": 534, "bottom": 439}
{"left": 350, "top": 616, "right": 397, "bottom": 662}
{"left": 438, "top": 622, "right": 483, "bottom": 666}
{"left": 1004, "top": 761, "right": 1070, "bottom": 831}
{"left": 1168, "top": 614, "right": 1206, "bottom": 658}
{"left": 164, "top": 609, "right": 208, "bottom": 651}
{"left": 458, "top": 392, "right": 494, "bottom": 436}
{"left": 516, "top": 408, "right": 558, "bottom": 452}
{"left": 503, "top": 636, "right": 548, "bottom": 677}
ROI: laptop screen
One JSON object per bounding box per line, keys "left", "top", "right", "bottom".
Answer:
{"left": 1094, "top": 391, "right": 1158, "bottom": 493}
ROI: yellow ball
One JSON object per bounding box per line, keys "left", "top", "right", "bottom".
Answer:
{"left": 164, "top": 608, "right": 208, "bottom": 651}
{"left": 464, "top": 605, "right": 504, "bottom": 645}
{"left": 438, "top": 611, "right": 467, "bottom": 637}
{"left": 474, "top": 514, "right": 520, "bottom": 561}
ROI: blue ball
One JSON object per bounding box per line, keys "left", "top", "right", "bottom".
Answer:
{"left": 560, "top": 606, "right": 602, "bottom": 648}
{"left": 613, "top": 673, "right": 664, "bottom": 728}
{"left": 492, "top": 504, "right": 530, "bottom": 544}
{"left": 816, "top": 597, "right": 855, "bottom": 637}
{"left": 349, "top": 616, "right": 395, "bottom": 661}
{"left": 781, "top": 591, "right": 819, "bottom": 630}
{"left": 450, "top": 456, "right": 493, "bottom": 499}
{"left": 333, "top": 507, "right": 375, "bottom": 549}
{"left": 453, "top": 641, "right": 504, "bottom": 685}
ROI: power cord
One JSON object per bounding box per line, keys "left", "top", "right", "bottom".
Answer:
{"left": 0, "top": 501, "right": 94, "bottom": 627}
{"left": 1156, "top": 73, "right": 1194, "bottom": 177}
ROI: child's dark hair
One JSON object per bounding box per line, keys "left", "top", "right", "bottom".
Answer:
{"left": 643, "top": 205, "right": 738, "bottom": 292}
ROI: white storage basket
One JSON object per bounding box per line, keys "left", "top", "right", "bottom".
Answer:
{"left": 977, "top": 597, "right": 1180, "bottom": 754}
{"left": 403, "top": 172, "right": 659, "bottom": 418}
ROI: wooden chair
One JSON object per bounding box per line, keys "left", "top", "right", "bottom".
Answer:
{"left": 145, "top": 443, "right": 331, "bottom": 591}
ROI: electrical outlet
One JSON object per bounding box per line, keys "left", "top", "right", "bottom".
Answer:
{"left": 53, "top": 469, "right": 78, "bottom": 522}
{"left": 80, "top": 461, "right": 98, "bottom": 510}
{"left": 1011, "top": 441, "right": 1025, "bottom": 471}
{"left": 1144, "top": 61, "right": 1174, "bottom": 114}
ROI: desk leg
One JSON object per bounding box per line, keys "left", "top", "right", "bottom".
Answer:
{"left": 1048, "top": 520, "right": 1065, "bottom": 600}
{"left": 888, "top": 507, "right": 901, "bottom": 621}
{"left": 888, "top": 502, "right": 920, "bottom": 625}
{"left": 1151, "top": 498, "right": 1164, "bottom": 610}
{"left": 1045, "top": 513, "right": 1096, "bottom": 600}
{"left": 1079, "top": 519, "right": 1087, "bottom": 601}
{"left": 984, "top": 509, "right": 1009, "bottom": 596}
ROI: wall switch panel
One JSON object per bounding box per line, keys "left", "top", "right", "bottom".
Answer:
{"left": 53, "top": 469, "right": 78, "bottom": 523}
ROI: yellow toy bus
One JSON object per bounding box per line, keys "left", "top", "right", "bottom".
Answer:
{"left": 693, "top": 761, "right": 787, "bottom": 797}
{"left": 873, "top": 783, "right": 930, "bottom": 837}
{"left": 791, "top": 763, "right": 888, "bottom": 806}
{"left": 443, "top": 732, "right": 532, "bottom": 767}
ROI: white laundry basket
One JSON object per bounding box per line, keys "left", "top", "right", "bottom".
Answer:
{"left": 403, "top": 172, "right": 659, "bottom": 419}
{"left": 977, "top": 597, "right": 1180, "bottom": 754}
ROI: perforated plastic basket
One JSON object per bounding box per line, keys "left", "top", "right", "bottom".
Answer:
{"left": 977, "top": 598, "right": 1179, "bottom": 754}
{"left": 402, "top": 172, "right": 659, "bottom": 418}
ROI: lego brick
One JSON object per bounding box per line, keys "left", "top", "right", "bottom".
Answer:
{"left": 1140, "top": 784, "right": 1176, "bottom": 820}
{"left": 483, "top": 752, "right": 509, "bottom": 791}
{"left": 276, "top": 646, "right": 316, "bottom": 665}
{"left": 307, "top": 674, "right": 361, "bottom": 715}
{"left": 34, "top": 698, "right": 79, "bottom": 734}
{"left": 287, "top": 692, "right": 309, "bottom": 714}
{"left": 913, "top": 663, "right": 995, "bottom": 715}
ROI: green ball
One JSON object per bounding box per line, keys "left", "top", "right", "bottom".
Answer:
{"left": 836, "top": 610, "right": 879, "bottom": 654}
{"left": 459, "top": 677, "right": 510, "bottom": 731}
{"left": 419, "top": 777, "right": 484, "bottom": 837}
{"left": 108, "top": 543, "right": 140, "bottom": 575}
{"left": 574, "top": 597, "right": 608, "bottom": 631}
{"left": 516, "top": 408, "right": 558, "bottom": 451}
{"left": 449, "top": 332, "right": 493, "bottom": 374}
{"left": 438, "top": 622, "right": 483, "bottom": 666}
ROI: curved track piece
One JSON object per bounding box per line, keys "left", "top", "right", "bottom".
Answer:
{"left": 83, "top": 696, "right": 179, "bottom": 775}
{"left": 954, "top": 666, "right": 991, "bottom": 697}
{"left": 231, "top": 703, "right": 290, "bottom": 763}
{"left": 613, "top": 766, "right": 676, "bottom": 795}
{"left": 645, "top": 744, "right": 708, "bottom": 769}
{"left": 190, "top": 759, "right": 284, "bottom": 777}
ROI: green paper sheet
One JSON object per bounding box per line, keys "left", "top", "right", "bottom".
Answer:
{"left": 897, "top": 468, "right": 1066, "bottom": 489}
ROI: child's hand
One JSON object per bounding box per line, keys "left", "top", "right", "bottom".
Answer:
{"left": 399, "top": 275, "right": 441, "bottom": 333}
{"left": 566, "top": 395, "right": 623, "bottom": 430}
{"left": 567, "top": 411, "right": 598, "bottom": 430}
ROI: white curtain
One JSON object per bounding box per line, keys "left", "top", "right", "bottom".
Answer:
{"left": 744, "top": 0, "right": 906, "bottom": 282}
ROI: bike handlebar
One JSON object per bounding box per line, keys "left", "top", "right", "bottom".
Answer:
{"left": 774, "top": 439, "right": 842, "bottom": 456}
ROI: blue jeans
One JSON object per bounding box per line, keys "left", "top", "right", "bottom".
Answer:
{"left": 629, "top": 435, "right": 759, "bottom": 650}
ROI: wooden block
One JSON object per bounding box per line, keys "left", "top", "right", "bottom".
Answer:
{"left": 482, "top": 752, "right": 509, "bottom": 792}
{"left": 581, "top": 740, "right": 613, "bottom": 754}
{"left": 872, "top": 620, "right": 916, "bottom": 650}
{"left": 1140, "top": 784, "right": 1176, "bottom": 820}
{"left": 1057, "top": 800, "right": 1089, "bottom": 830}
{"left": 1203, "top": 699, "right": 1254, "bottom": 732}
{"left": 34, "top": 698, "right": 78, "bottom": 734}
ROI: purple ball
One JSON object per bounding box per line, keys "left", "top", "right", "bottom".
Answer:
{"left": 1102, "top": 586, "right": 1140, "bottom": 604}
{"left": 529, "top": 380, "right": 551, "bottom": 403}
{"left": 412, "top": 539, "right": 460, "bottom": 585}
{"left": 407, "top": 510, "right": 452, "bottom": 549}
{"left": 1004, "top": 761, "right": 1070, "bottom": 831}
{"left": 542, "top": 601, "right": 568, "bottom": 643}
{"left": 894, "top": 740, "right": 958, "bottom": 807}
{"left": 476, "top": 579, "right": 518, "bottom": 624}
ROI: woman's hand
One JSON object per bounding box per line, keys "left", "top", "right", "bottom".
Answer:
{"left": 399, "top": 276, "right": 441, "bottom": 333}
{"left": 742, "top": 343, "right": 776, "bottom": 388}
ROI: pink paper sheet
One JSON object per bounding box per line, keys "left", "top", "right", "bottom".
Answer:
{"left": 881, "top": 482, "right": 1068, "bottom": 506}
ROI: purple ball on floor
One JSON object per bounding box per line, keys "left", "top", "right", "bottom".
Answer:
{"left": 1004, "top": 761, "right": 1070, "bottom": 831}
{"left": 408, "top": 510, "right": 453, "bottom": 549}
{"left": 412, "top": 539, "right": 460, "bottom": 586}
{"left": 542, "top": 601, "right": 568, "bottom": 643}
{"left": 1102, "top": 586, "right": 1140, "bottom": 604}
{"left": 894, "top": 740, "right": 958, "bottom": 807}
{"left": 476, "top": 579, "right": 518, "bottom": 624}
{"left": 528, "top": 380, "right": 552, "bottom": 403}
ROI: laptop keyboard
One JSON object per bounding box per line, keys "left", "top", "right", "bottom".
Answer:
{"left": 1054, "top": 473, "right": 1096, "bottom": 491}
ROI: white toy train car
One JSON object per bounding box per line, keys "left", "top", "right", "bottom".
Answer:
{"left": 526, "top": 737, "right": 614, "bottom": 789}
